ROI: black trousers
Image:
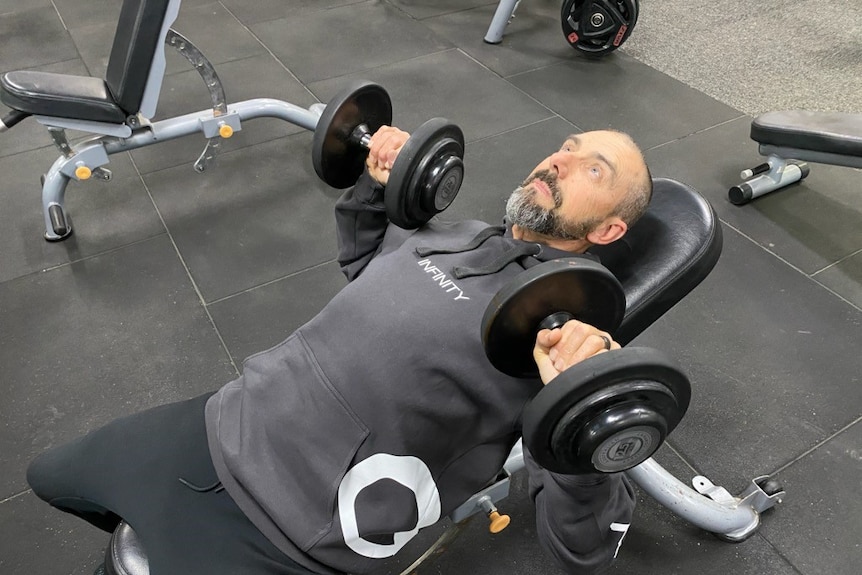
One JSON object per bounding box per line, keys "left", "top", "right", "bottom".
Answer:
{"left": 27, "top": 393, "right": 319, "bottom": 575}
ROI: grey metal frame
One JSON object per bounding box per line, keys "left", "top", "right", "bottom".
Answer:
{"left": 484, "top": 0, "right": 522, "bottom": 44}
{"left": 448, "top": 439, "right": 784, "bottom": 545}
{"left": 35, "top": 29, "right": 325, "bottom": 241}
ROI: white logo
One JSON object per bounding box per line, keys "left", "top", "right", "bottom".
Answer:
{"left": 417, "top": 259, "right": 470, "bottom": 301}
{"left": 610, "top": 522, "right": 630, "bottom": 558}
{"left": 338, "top": 454, "right": 441, "bottom": 558}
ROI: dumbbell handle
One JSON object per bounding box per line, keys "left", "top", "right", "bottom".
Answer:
{"left": 351, "top": 124, "right": 373, "bottom": 148}
{"left": 537, "top": 311, "right": 576, "bottom": 332}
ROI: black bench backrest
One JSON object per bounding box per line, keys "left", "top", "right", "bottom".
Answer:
{"left": 105, "top": 0, "right": 174, "bottom": 115}
{"left": 590, "top": 178, "right": 723, "bottom": 345}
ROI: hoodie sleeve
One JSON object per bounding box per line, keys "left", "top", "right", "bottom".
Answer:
{"left": 334, "top": 170, "right": 389, "bottom": 281}
{"left": 524, "top": 447, "right": 636, "bottom": 574}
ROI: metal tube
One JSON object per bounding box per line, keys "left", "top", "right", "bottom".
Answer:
{"left": 484, "top": 0, "right": 520, "bottom": 43}
{"left": 625, "top": 458, "right": 760, "bottom": 536}
{"left": 103, "top": 98, "right": 323, "bottom": 155}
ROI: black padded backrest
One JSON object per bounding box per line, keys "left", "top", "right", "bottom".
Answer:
{"left": 105, "top": 0, "right": 173, "bottom": 115}
{"left": 589, "top": 178, "right": 723, "bottom": 345}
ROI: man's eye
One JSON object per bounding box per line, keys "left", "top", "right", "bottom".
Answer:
{"left": 589, "top": 166, "right": 602, "bottom": 177}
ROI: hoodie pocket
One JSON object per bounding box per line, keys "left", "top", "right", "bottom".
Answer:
{"left": 223, "top": 332, "right": 370, "bottom": 551}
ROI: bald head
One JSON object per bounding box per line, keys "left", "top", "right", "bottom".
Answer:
{"left": 507, "top": 130, "right": 652, "bottom": 253}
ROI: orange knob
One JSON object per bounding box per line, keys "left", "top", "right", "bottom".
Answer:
{"left": 219, "top": 123, "right": 234, "bottom": 138}
{"left": 75, "top": 165, "right": 92, "bottom": 180}
{"left": 488, "top": 511, "right": 510, "bottom": 534}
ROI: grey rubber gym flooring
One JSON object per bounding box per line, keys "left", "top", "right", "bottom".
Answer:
{"left": 1, "top": 1, "right": 860, "bottom": 574}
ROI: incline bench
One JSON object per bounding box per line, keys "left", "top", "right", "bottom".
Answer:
{"left": 99, "top": 178, "right": 784, "bottom": 575}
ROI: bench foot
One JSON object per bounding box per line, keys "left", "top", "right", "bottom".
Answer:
{"left": 729, "top": 155, "right": 809, "bottom": 205}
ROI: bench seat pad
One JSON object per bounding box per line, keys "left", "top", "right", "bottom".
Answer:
{"left": 751, "top": 111, "right": 862, "bottom": 158}
{"left": 0, "top": 71, "right": 127, "bottom": 124}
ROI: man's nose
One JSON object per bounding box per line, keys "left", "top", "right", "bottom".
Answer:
{"left": 548, "top": 151, "right": 570, "bottom": 179}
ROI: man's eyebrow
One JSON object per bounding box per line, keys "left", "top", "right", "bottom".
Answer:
{"left": 595, "top": 151, "right": 618, "bottom": 176}
{"left": 567, "top": 134, "right": 618, "bottom": 176}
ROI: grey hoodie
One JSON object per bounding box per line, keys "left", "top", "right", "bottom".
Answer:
{"left": 205, "top": 172, "right": 635, "bottom": 574}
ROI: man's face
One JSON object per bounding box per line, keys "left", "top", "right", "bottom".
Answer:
{"left": 506, "top": 131, "right": 640, "bottom": 241}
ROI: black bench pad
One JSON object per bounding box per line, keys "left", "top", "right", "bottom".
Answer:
{"left": 105, "top": 521, "right": 148, "bottom": 575}
{"left": 751, "top": 111, "right": 862, "bottom": 158}
{"left": 0, "top": 71, "right": 127, "bottom": 124}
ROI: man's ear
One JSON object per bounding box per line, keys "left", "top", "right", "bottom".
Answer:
{"left": 586, "top": 217, "right": 627, "bottom": 245}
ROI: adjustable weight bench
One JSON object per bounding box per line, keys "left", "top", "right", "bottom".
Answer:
{"left": 0, "top": 0, "right": 326, "bottom": 241}
{"left": 729, "top": 111, "right": 862, "bottom": 205}
{"left": 99, "top": 178, "right": 785, "bottom": 575}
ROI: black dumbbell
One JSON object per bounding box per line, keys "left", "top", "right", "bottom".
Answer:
{"left": 481, "top": 258, "right": 691, "bottom": 474}
{"left": 312, "top": 80, "right": 465, "bottom": 229}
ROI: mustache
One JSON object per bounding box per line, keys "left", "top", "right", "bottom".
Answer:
{"left": 521, "top": 169, "right": 562, "bottom": 206}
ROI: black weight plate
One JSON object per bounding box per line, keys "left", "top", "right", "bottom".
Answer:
{"left": 523, "top": 347, "right": 691, "bottom": 474}
{"left": 312, "top": 80, "right": 392, "bottom": 189}
{"left": 482, "top": 258, "right": 625, "bottom": 378}
{"left": 561, "top": 0, "right": 639, "bottom": 56}
{"left": 385, "top": 118, "right": 464, "bottom": 229}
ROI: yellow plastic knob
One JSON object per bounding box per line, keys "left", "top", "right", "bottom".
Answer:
{"left": 75, "top": 165, "right": 92, "bottom": 180}
{"left": 219, "top": 124, "right": 234, "bottom": 138}
{"left": 488, "top": 511, "right": 510, "bottom": 534}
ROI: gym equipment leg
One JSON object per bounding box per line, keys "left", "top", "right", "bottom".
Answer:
{"left": 627, "top": 458, "right": 784, "bottom": 541}
{"left": 38, "top": 98, "right": 324, "bottom": 241}
{"left": 484, "top": 0, "right": 521, "bottom": 44}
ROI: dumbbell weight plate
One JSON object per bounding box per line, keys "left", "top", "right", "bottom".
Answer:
{"left": 561, "top": 0, "right": 639, "bottom": 56}
{"left": 385, "top": 118, "right": 465, "bottom": 229}
{"left": 312, "top": 80, "right": 393, "bottom": 189}
{"left": 523, "top": 347, "right": 690, "bottom": 474}
{"left": 481, "top": 258, "right": 626, "bottom": 379}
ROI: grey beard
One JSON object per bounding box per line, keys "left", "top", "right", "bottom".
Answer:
{"left": 505, "top": 173, "right": 597, "bottom": 241}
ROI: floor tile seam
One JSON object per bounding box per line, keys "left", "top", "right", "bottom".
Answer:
{"left": 719, "top": 219, "right": 862, "bottom": 314}
{"left": 217, "top": 1, "right": 316, "bottom": 102}
{"left": 452, "top": 49, "right": 571, "bottom": 127}
{"left": 642, "top": 114, "right": 750, "bottom": 153}
{"left": 498, "top": 63, "right": 750, "bottom": 141}
{"left": 0, "top": 231, "right": 167, "bottom": 289}
{"left": 1, "top": 488, "right": 31, "bottom": 504}
{"left": 769, "top": 414, "right": 862, "bottom": 477}
{"left": 49, "top": 1, "right": 97, "bottom": 79}
{"left": 48, "top": 1, "right": 67, "bottom": 31}
{"left": 384, "top": 0, "right": 497, "bottom": 21}
{"left": 810, "top": 246, "right": 862, "bottom": 277}
{"left": 466, "top": 115, "right": 575, "bottom": 145}
{"left": 128, "top": 153, "right": 241, "bottom": 377}
{"left": 136, "top": 130, "right": 308, "bottom": 178}
{"left": 750, "top": 531, "right": 807, "bottom": 575}
{"left": 303, "top": 47, "right": 463, "bottom": 95}
{"left": 661, "top": 440, "right": 700, "bottom": 475}
{"left": 205, "top": 258, "right": 338, "bottom": 307}
{"left": 159, "top": 48, "right": 271, "bottom": 82}
{"left": 0, "top": 139, "right": 58, "bottom": 161}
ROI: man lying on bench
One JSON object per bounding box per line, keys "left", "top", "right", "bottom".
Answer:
{"left": 26, "top": 128, "right": 653, "bottom": 575}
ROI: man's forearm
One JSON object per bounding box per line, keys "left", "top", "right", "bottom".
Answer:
{"left": 524, "top": 447, "right": 636, "bottom": 574}
{"left": 334, "top": 170, "right": 389, "bottom": 281}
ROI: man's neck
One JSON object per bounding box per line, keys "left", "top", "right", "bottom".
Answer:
{"left": 511, "top": 224, "right": 591, "bottom": 254}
